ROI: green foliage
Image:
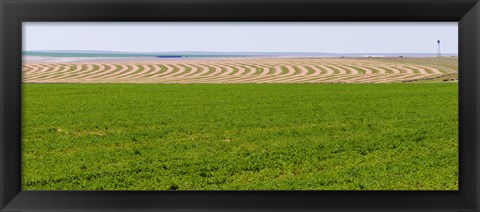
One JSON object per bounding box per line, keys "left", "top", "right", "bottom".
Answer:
{"left": 22, "top": 83, "right": 458, "bottom": 190}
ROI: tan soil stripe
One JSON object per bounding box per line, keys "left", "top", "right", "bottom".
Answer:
{"left": 146, "top": 64, "right": 175, "bottom": 78}
{"left": 326, "top": 64, "right": 347, "bottom": 74}
{"left": 216, "top": 63, "right": 236, "bottom": 76}
{"left": 389, "top": 74, "right": 433, "bottom": 82}
{"left": 197, "top": 63, "right": 218, "bottom": 77}
{"left": 175, "top": 64, "right": 200, "bottom": 77}
{"left": 28, "top": 65, "right": 72, "bottom": 81}
{"left": 168, "top": 63, "right": 205, "bottom": 78}
{"left": 304, "top": 64, "right": 376, "bottom": 81}
{"left": 24, "top": 64, "right": 61, "bottom": 80}
{"left": 202, "top": 63, "right": 258, "bottom": 83}
{"left": 304, "top": 64, "right": 326, "bottom": 75}
{"left": 253, "top": 65, "right": 294, "bottom": 83}
{"left": 289, "top": 64, "right": 326, "bottom": 82}
{"left": 411, "top": 66, "right": 429, "bottom": 74}
{"left": 341, "top": 73, "right": 395, "bottom": 82}
{"left": 238, "top": 64, "right": 259, "bottom": 76}
{"left": 416, "top": 65, "right": 442, "bottom": 74}
{"left": 338, "top": 74, "right": 388, "bottom": 83}
{"left": 258, "top": 64, "right": 275, "bottom": 76}
{"left": 132, "top": 64, "right": 160, "bottom": 78}
{"left": 324, "top": 64, "right": 346, "bottom": 74}
{"left": 84, "top": 64, "right": 117, "bottom": 79}
{"left": 112, "top": 64, "right": 140, "bottom": 79}
{"left": 332, "top": 63, "right": 359, "bottom": 74}
{"left": 199, "top": 62, "right": 232, "bottom": 78}
{"left": 202, "top": 64, "right": 268, "bottom": 83}
{"left": 26, "top": 64, "right": 52, "bottom": 76}
{"left": 320, "top": 75, "right": 370, "bottom": 83}
{"left": 161, "top": 63, "right": 199, "bottom": 79}
{"left": 355, "top": 61, "right": 394, "bottom": 73}
{"left": 50, "top": 64, "right": 88, "bottom": 80}
{"left": 170, "top": 64, "right": 224, "bottom": 83}
{"left": 213, "top": 63, "right": 259, "bottom": 83}
{"left": 230, "top": 63, "right": 256, "bottom": 76}
{"left": 393, "top": 66, "right": 415, "bottom": 74}
{"left": 165, "top": 64, "right": 207, "bottom": 82}
{"left": 157, "top": 64, "right": 190, "bottom": 82}
{"left": 323, "top": 73, "right": 396, "bottom": 83}
{"left": 140, "top": 64, "right": 166, "bottom": 78}
{"left": 221, "top": 63, "right": 245, "bottom": 76}
{"left": 359, "top": 64, "right": 387, "bottom": 74}
{"left": 355, "top": 65, "right": 374, "bottom": 74}
{"left": 82, "top": 64, "right": 121, "bottom": 79}
{"left": 353, "top": 72, "right": 431, "bottom": 83}
{"left": 197, "top": 64, "right": 223, "bottom": 77}
{"left": 23, "top": 65, "right": 35, "bottom": 73}
{"left": 168, "top": 64, "right": 194, "bottom": 78}
{"left": 25, "top": 63, "right": 70, "bottom": 82}
{"left": 68, "top": 64, "right": 102, "bottom": 79}
{"left": 195, "top": 64, "right": 231, "bottom": 82}
{"left": 65, "top": 65, "right": 84, "bottom": 79}
{"left": 227, "top": 63, "right": 247, "bottom": 76}
{"left": 237, "top": 64, "right": 281, "bottom": 81}
{"left": 400, "top": 74, "right": 441, "bottom": 81}
{"left": 32, "top": 64, "right": 83, "bottom": 81}
{"left": 367, "top": 72, "right": 425, "bottom": 82}
{"left": 209, "top": 64, "right": 273, "bottom": 83}
{"left": 189, "top": 63, "right": 227, "bottom": 79}
{"left": 41, "top": 65, "right": 82, "bottom": 80}
{"left": 333, "top": 64, "right": 363, "bottom": 74}
{"left": 352, "top": 71, "right": 416, "bottom": 82}
{"left": 128, "top": 65, "right": 152, "bottom": 78}
{"left": 314, "top": 64, "right": 335, "bottom": 75}
{"left": 306, "top": 73, "right": 364, "bottom": 83}
{"left": 228, "top": 64, "right": 278, "bottom": 83}
{"left": 372, "top": 74, "right": 430, "bottom": 83}
{"left": 384, "top": 66, "right": 401, "bottom": 74}
{"left": 192, "top": 63, "right": 212, "bottom": 78}
{"left": 242, "top": 63, "right": 270, "bottom": 79}
{"left": 376, "top": 67, "right": 394, "bottom": 74}
{"left": 219, "top": 63, "right": 242, "bottom": 76}
{"left": 240, "top": 63, "right": 261, "bottom": 77}
{"left": 349, "top": 64, "right": 374, "bottom": 74}
{"left": 26, "top": 64, "right": 48, "bottom": 74}
{"left": 92, "top": 64, "right": 128, "bottom": 79}
{"left": 270, "top": 64, "right": 309, "bottom": 82}
{"left": 301, "top": 64, "right": 327, "bottom": 75}
{"left": 61, "top": 64, "right": 95, "bottom": 80}
{"left": 64, "top": 64, "right": 105, "bottom": 79}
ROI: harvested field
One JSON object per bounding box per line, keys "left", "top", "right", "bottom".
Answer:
{"left": 22, "top": 57, "right": 458, "bottom": 84}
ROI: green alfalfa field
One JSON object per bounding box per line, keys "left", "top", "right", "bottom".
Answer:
{"left": 22, "top": 83, "right": 458, "bottom": 190}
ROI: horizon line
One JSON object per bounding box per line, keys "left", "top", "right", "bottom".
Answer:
{"left": 23, "top": 50, "right": 459, "bottom": 54}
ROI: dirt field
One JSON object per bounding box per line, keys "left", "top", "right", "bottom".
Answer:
{"left": 22, "top": 57, "right": 458, "bottom": 84}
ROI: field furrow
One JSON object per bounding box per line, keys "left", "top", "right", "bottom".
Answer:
{"left": 23, "top": 57, "right": 458, "bottom": 84}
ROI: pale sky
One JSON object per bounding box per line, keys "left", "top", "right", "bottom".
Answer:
{"left": 23, "top": 22, "right": 458, "bottom": 53}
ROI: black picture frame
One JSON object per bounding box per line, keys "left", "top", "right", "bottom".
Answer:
{"left": 1, "top": 0, "right": 479, "bottom": 211}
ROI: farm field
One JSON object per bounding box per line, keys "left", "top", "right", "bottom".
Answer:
{"left": 22, "top": 57, "right": 458, "bottom": 84}
{"left": 22, "top": 83, "right": 458, "bottom": 190}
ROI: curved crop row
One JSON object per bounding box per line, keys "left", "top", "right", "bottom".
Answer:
{"left": 22, "top": 58, "right": 457, "bottom": 83}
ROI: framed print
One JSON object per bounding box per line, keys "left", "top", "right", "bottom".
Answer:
{"left": 1, "top": 0, "right": 479, "bottom": 211}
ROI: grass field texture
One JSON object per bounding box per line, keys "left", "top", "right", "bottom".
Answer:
{"left": 22, "top": 83, "right": 458, "bottom": 190}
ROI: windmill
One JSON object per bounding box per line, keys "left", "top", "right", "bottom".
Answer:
{"left": 437, "top": 40, "right": 441, "bottom": 57}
